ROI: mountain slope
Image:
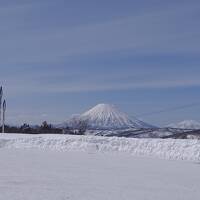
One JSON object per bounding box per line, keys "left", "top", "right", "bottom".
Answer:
{"left": 78, "top": 104, "right": 153, "bottom": 130}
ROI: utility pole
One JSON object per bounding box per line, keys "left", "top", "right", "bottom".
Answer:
{"left": 0, "top": 86, "right": 3, "bottom": 129}
{"left": 2, "top": 100, "right": 6, "bottom": 133}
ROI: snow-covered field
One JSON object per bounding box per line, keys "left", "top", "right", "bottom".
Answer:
{"left": 0, "top": 134, "right": 200, "bottom": 200}
{"left": 1, "top": 148, "right": 200, "bottom": 200}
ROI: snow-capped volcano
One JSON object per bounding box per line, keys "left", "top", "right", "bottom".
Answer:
{"left": 76, "top": 104, "right": 153, "bottom": 130}
{"left": 167, "top": 120, "right": 200, "bottom": 130}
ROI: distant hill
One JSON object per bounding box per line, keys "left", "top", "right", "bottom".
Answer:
{"left": 167, "top": 120, "right": 200, "bottom": 130}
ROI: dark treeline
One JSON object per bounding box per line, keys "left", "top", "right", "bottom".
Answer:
{"left": 2, "top": 120, "right": 88, "bottom": 135}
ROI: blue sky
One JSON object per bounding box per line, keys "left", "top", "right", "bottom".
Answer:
{"left": 0, "top": 0, "right": 200, "bottom": 126}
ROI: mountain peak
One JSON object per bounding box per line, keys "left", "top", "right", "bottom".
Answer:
{"left": 79, "top": 104, "right": 153, "bottom": 130}
{"left": 83, "top": 104, "right": 120, "bottom": 116}
{"left": 89, "top": 103, "right": 116, "bottom": 110}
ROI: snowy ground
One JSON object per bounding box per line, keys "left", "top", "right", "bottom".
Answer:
{"left": 0, "top": 148, "right": 200, "bottom": 200}
{"left": 0, "top": 134, "right": 200, "bottom": 200}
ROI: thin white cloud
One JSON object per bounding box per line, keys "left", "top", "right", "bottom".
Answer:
{"left": 0, "top": 2, "right": 199, "bottom": 64}
{"left": 43, "top": 79, "right": 200, "bottom": 92}
{"left": 3, "top": 75, "right": 200, "bottom": 96}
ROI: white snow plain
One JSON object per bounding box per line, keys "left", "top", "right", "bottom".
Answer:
{"left": 0, "top": 134, "right": 200, "bottom": 200}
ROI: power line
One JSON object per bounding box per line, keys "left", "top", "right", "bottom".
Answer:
{"left": 135, "top": 102, "right": 200, "bottom": 118}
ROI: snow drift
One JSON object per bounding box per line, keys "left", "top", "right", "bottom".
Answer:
{"left": 0, "top": 134, "right": 199, "bottom": 162}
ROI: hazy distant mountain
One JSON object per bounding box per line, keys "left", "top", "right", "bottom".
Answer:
{"left": 167, "top": 120, "right": 200, "bottom": 130}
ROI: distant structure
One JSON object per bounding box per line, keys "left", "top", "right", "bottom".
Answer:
{"left": 2, "top": 100, "right": 6, "bottom": 133}
{"left": 0, "top": 87, "right": 2, "bottom": 128}
{"left": 0, "top": 87, "right": 6, "bottom": 133}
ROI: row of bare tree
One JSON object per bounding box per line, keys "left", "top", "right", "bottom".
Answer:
{"left": 3, "top": 119, "right": 88, "bottom": 135}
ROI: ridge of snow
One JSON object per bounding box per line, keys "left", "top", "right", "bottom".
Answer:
{"left": 76, "top": 103, "right": 153, "bottom": 129}
{"left": 0, "top": 134, "right": 199, "bottom": 162}
{"left": 167, "top": 120, "right": 200, "bottom": 130}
